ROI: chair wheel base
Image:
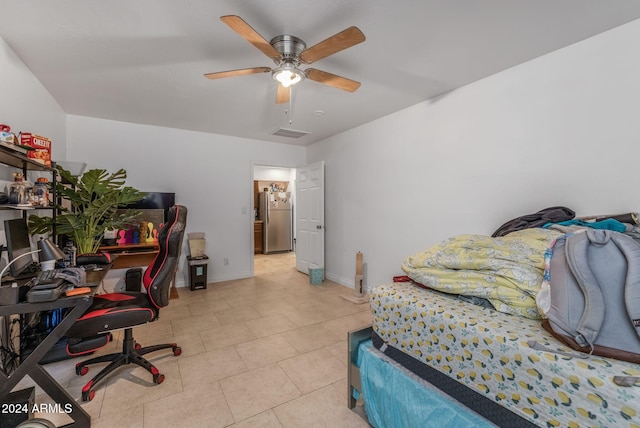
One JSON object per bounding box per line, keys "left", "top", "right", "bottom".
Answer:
{"left": 74, "top": 329, "right": 180, "bottom": 399}
{"left": 154, "top": 373, "right": 165, "bottom": 384}
{"left": 82, "top": 389, "right": 95, "bottom": 402}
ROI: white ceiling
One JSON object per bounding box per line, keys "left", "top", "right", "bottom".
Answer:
{"left": 2, "top": 1, "right": 640, "bottom": 146}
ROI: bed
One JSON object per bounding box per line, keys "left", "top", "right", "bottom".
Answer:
{"left": 348, "top": 227, "right": 640, "bottom": 428}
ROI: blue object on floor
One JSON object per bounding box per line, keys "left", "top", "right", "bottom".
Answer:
{"left": 308, "top": 266, "right": 324, "bottom": 284}
{"left": 358, "top": 340, "right": 495, "bottom": 428}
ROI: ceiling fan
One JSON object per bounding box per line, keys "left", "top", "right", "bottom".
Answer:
{"left": 204, "top": 15, "right": 366, "bottom": 104}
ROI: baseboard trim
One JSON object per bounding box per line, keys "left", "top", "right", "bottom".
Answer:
{"left": 175, "top": 269, "right": 358, "bottom": 290}
{"left": 325, "top": 272, "right": 355, "bottom": 288}
{"left": 173, "top": 271, "right": 253, "bottom": 288}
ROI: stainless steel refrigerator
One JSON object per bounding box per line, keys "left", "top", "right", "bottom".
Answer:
{"left": 259, "top": 191, "right": 293, "bottom": 253}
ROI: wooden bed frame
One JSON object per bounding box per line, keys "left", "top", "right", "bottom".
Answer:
{"left": 347, "top": 325, "right": 373, "bottom": 409}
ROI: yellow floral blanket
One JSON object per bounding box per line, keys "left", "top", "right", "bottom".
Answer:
{"left": 400, "top": 228, "right": 561, "bottom": 319}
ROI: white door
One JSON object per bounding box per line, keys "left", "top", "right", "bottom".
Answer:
{"left": 295, "top": 161, "right": 324, "bottom": 274}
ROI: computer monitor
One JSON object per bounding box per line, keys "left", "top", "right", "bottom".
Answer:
{"left": 123, "top": 192, "right": 175, "bottom": 223}
{"left": 4, "top": 218, "right": 35, "bottom": 277}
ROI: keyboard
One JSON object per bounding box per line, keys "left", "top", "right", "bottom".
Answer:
{"left": 35, "top": 269, "right": 57, "bottom": 283}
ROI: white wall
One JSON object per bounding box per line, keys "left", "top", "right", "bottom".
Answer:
{"left": 308, "top": 19, "right": 640, "bottom": 290}
{"left": 66, "top": 115, "right": 306, "bottom": 286}
{"left": 0, "top": 38, "right": 67, "bottom": 169}
{"left": 0, "top": 37, "right": 67, "bottom": 267}
{"left": 254, "top": 166, "right": 294, "bottom": 182}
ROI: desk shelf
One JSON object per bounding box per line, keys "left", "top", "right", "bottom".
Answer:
{"left": 0, "top": 145, "right": 52, "bottom": 171}
{"left": 99, "top": 242, "right": 159, "bottom": 269}
{"left": 0, "top": 204, "right": 56, "bottom": 211}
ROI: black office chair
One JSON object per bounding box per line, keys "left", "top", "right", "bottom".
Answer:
{"left": 65, "top": 205, "right": 187, "bottom": 401}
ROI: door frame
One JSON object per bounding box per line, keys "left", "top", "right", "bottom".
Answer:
{"left": 250, "top": 161, "right": 298, "bottom": 276}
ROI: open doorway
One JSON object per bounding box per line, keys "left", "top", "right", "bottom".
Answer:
{"left": 251, "top": 164, "right": 297, "bottom": 275}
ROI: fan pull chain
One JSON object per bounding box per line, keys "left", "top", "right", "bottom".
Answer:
{"left": 288, "top": 86, "right": 293, "bottom": 125}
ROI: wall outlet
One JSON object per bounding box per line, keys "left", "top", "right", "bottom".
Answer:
{"left": 223, "top": 257, "right": 229, "bottom": 266}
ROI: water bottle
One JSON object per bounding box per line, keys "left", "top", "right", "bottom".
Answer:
{"left": 64, "top": 241, "right": 77, "bottom": 267}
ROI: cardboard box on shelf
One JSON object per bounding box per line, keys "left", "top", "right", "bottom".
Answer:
{"left": 188, "top": 232, "right": 206, "bottom": 257}
{"left": 19, "top": 132, "right": 52, "bottom": 166}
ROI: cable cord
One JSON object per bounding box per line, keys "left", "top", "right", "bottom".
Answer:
{"left": 1, "top": 318, "right": 21, "bottom": 374}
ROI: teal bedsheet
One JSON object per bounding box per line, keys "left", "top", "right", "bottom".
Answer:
{"left": 358, "top": 340, "right": 495, "bottom": 428}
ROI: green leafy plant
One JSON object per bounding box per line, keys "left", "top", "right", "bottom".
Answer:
{"left": 28, "top": 166, "right": 146, "bottom": 254}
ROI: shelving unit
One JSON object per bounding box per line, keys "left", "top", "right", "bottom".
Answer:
{"left": 0, "top": 144, "right": 57, "bottom": 227}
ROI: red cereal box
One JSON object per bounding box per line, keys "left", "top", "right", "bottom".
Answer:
{"left": 19, "top": 132, "right": 52, "bottom": 166}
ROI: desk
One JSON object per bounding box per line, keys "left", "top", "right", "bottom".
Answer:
{"left": 99, "top": 242, "right": 159, "bottom": 269}
{"left": 0, "top": 268, "right": 109, "bottom": 428}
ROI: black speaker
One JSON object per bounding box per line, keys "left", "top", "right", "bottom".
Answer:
{"left": 125, "top": 268, "right": 143, "bottom": 292}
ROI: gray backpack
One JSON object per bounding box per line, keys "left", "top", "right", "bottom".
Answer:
{"left": 542, "top": 229, "right": 640, "bottom": 363}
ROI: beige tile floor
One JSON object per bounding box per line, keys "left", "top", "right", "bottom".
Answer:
{"left": 14, "top": 253, "right": 373, "bottom": 427}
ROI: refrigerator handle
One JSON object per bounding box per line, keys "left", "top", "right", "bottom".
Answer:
{"left": 266, "top": 203, "right": 269, "bottom": 225}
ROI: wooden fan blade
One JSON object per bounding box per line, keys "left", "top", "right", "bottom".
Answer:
{"left": 305, "top": 68, "right": 361, "bottom": 92}
{"left": 204, "top": 67, "right": 271, "bottom": 80}
{"left": 276, "top": 84, "right": 290, "bottom": 104}
{"left": 299, "top": 26, "right": 365, "bottom": 64}
{"left": 220, "top": 15, "right": 281, "bottom": 60}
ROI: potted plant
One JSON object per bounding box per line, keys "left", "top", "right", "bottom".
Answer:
{"left": 28, "top": 166, "right": 146, "bottom": 255}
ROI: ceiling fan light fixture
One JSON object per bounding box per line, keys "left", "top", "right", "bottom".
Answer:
{"left": 272, "top": 63, "right": 304, "bottom": 87}
{"left": 211, "top": 16, "right": 365, "bottom": 102}
{"left": 275, "top": 70, "right": 302, "bottom": 87}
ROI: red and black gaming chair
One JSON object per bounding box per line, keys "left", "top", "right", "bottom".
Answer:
{"left": 65, "top": 205, "right": 187, "bottom": 401}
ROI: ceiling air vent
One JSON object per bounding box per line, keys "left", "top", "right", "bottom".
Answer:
{"left": 271, "top": 128, "right": 310, "bottom": 139}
